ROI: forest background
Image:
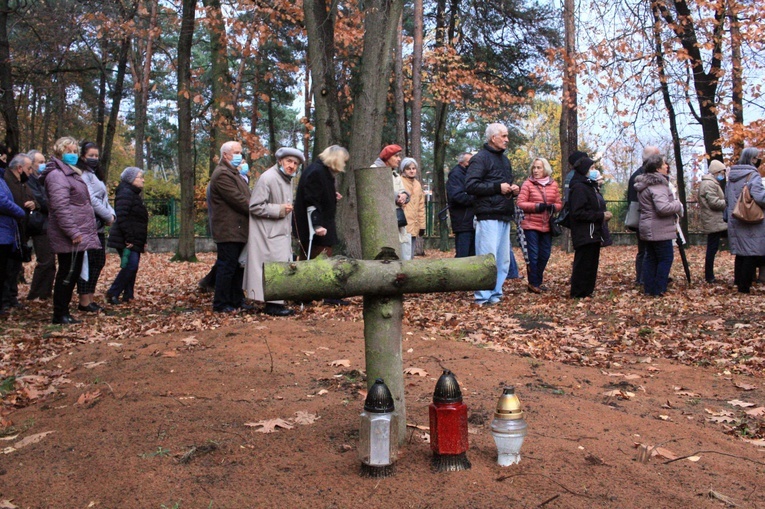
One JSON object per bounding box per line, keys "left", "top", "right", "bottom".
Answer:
{"left": 1, "top": 0, "right": 765, "bottom": 258}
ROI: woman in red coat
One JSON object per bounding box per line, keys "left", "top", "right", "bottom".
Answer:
{"left": 517, "top": 158, "right": 562, "bottom": 293}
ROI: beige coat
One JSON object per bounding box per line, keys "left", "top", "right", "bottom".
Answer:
{"left": 243, "top": 165, "right": 294, "bottom": 302}
{"left": 697, "top": 173, "right": 727, "bottom": 234}
{"left": 401, "top": 176, "right": 425, "bottom": 236}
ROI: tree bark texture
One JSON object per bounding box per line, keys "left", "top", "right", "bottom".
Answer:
{"left": 174, "top": 0, "right": 197, "bottom": 262}
{"left": 102, "top": 36, "right": 131, "bottom": 183}
{"left": 729, "top": 9, "right": 743, "bottom": 157}
{"left": 263, "top": 255, "right": 496, "bottom": 301}
{"left": 410, "top": 0, "right": 423, "bottom": 163}
{"left": 130, "top": 0, "right": 159, "bottom": 170}
{"left": 0, "top": 0, "right": 20, "bottom": 155}
{"left": 560, "top": 0, "right": 578, "bottom": 253}
{"left": 394, "top": 22, "right": 407, "bottom": 149}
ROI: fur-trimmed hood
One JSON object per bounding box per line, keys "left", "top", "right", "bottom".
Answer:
{"left": 634, "top": 172, "right": 669, "bottom": 192}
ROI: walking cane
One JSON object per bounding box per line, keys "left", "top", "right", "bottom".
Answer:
{"left": 675, "top": 221, "right": 691, "bottom": 284}
{"left": 306, "top": 206, "right": 317, "bottom": 261}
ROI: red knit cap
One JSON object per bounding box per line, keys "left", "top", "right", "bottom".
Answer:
{"left": 379, "top": 144, "right": 403, "bottom": 162}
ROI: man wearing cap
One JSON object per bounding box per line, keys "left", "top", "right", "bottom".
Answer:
{"left": 627, "top": 146, "right": 660, "bottom": 286}
{"left": 373, "top": 144, "right": 411, "bottom": 259}
{"left": 209, "top": 140, "right": 250, "bottom": 313}
{"left": 697, "top": 159, "right": 728, "bottom": 283}
{"left": 243, "top": 147, "right": 304, "bottom": 316}
{"left": 465, "top": 123, "right": 520, "bottom": 305}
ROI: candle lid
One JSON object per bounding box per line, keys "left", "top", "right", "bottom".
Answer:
{"left": 433, "top": 370, "right": 463, "bottom": 404}
{"left": 494, "top": 386, "right": 524, "bottom": 420}
{"left": 364, "top": 378, "right": 395, "bottom": 413}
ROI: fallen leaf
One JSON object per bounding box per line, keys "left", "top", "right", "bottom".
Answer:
{"left": 705, "top": 408, "right": 735, "bottom": 417}
{"left": 294, "top": 411, "right": 319, "bottom": 425}
{"left": 734, "top": 381, "right": 756, "bottom": 391}
{"left": 161, "top": 351, "right": 178, "bottom": 358}
{"left": 708, "top": 490, "right": 738, "bottom": 506}
{"left": 658, "top": 415, "right": 670, "bottom": 421}
{"left": 652, "top": 446, "right": 678, "bottom": 460}
{"left": 404, "top": 367, "right": 428, "bottom": 377}
{"left": 603, "top": 389, "right": 634, "bottom": 399}
{"left": 3, "top": 431, "right": 55, "bottom": 454}
{"left": 82, "top": 361, "right": 106, "bottom": 369}
{"left": 328, "top": 359, "right": 350, "bottom": 367}
{"left": 107, "top": 342, "right": 123, "bottom": 347}
{"left": 708, "top": 415, "right": 737, "bottom": 424}
{"left": 623, "top": 374, "right": 641, "bottom": 380}
{"left": 674, "top": 391, "right": 700, "bottom": 397}
{"left": 75, "top": 391, "right": 102, "bottom": 406}
{"left": 244, "top": 419, "right": 294, "bottom": 433}
{"left": 0, "top": 435, "right": 18, "bottom": 441}
{"left": 686, "top": 456, "right": 701, "bottom": 462}
{"left": 744, "top": 407, "right": 765, "bottom": 417}
{"left": 0, "top": 500, "right": 18, "bottom": 509}
{"left": 728, "top": 399, "right": 756, "bottom": 408}
{"left": 181, "top": 336, "right": 199, "bottom": 346}
{"left": 742, "top": 438, "right": 765, "bottom": 447}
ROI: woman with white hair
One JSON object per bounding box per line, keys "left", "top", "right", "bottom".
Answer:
{"left": 517, "top": 157, "right": 562, "bottom": 292}
{"left": 400, "top": 157, "right": 426, "bottom": 259}
{"left": 725, "top": 147, "right": 765, "bottom": 293}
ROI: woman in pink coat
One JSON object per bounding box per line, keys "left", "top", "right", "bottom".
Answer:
{"left": 517, "top": 158, "right": 562, "bottom": 293}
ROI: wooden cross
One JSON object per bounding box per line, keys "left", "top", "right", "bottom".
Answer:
{"left": 264, "top": 167, "right": 496, "bottom": 443}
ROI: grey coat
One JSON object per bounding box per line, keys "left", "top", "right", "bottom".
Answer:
{"left": 635, "top": 172, "right": 683, "bottom": 242}
{"left": 725, "top": 165, "right": 765, "bottom": 256}
{"left": 81, "top": 169, "right": 115, "bottom": 233}
{"left": 697, "top": 173, "right": 727, "bottom": 234}
{"left": 243, "top": 165, "right": 294, "bottom": 302}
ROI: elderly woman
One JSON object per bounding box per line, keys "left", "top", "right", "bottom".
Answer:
{"left": 697, "top": 160, "right": 727, "bottom": 283}
{"left": 517, "top": 157, "right": 562, "bottom": 293}
{"left": 244, "top": 147, "right": 303, "bottom": 316}
{"left": 0, "top": 160, "right": 25, "bottom": 313}
{"left": 76, "top": 141, "right": 115, "bottom": 312}
{"left": 40, "top": 136, "right": 101, "bottom": 324}
{"left": 400, "top": 157, "right": 426, "bottom": 259}
{"left": 25, "top": 150, "right": 56, "bottom": 300}
{"left": 568, "top": 154, "right": 612, "bottom": 298}
{"left": 294, "top": 145, "right": 348, "bottom": 260}
{"left": 725, "top": 147, "right": 765, "bottom": 293}
{"left": 106, "top": 167, "right": 148, "bottom": 304}
{"left": 635, "top": 155, "right": 684, "bottom": 296}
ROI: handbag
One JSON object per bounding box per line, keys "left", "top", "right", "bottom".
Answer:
{"left": 396, "top": 207, "right": 408, "bottom": 228}
{"left": 624, "top": 201, "right": 640, "bottom": 231}
{"left": 535, "top": 183, "right": 562, "bottom": 237}
{"left": 120, "top": 248, "right": 132, "bottom": 269}
{"left": 554, "top": 204, "right": 570, "bottom": 229}
{"left": 732, "top": 174, "right": 764, "bottom": 224}
{"left": 26, "top": 210, "right": 46, "bottom": 236}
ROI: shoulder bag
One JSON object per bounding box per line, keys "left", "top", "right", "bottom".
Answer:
{"left": 731, "top": 174, "right": 764, "bottom": 224}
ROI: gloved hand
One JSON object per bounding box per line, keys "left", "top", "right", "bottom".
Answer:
{"left": 547, "top": 204, "right": 556, "bottom": 213}
{"left": 535, "top": 203, "right": 546, "bottom": 213}
{"left": 418, "top": 229, "right": 426, "bottom": 237}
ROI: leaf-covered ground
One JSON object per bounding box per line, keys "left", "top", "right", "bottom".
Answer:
{"left": 1, "top": 245, "right": 762, "bottom": 414}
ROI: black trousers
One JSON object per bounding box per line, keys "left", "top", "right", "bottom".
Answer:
{"left": 213, "top": 242, "right": 245, "bottom": 310}
{"left": 570, "top": 242, "right": 601, "bottom": 298}
{"left": 77, "top": 233, "right": 106, "bottom": 295}
{"left": 734, "top": 255, "right": 761, "bottom": 293}
{"left": 53, "top": 251, "right": 84, "bottom": 318}
{"left": 28, "top": 233, "right": 56, "bottom": 300}
{"left": 0, "top": 244, "right": 11, "bottom": 309}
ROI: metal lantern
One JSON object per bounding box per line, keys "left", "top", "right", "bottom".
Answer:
{"left": 429, "top": 370, "right": 471, "bottom": 471}
{"left": 359, "top": 378, "right": 398, "bottom": 477}
{"left": 490, "top": 386, "right": 528, "bottom": 466}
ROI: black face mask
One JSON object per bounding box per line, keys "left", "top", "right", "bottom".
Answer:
{"left": 19, "top": 172, "right": 29, "bottom": 183}
{"left": 753, "top": 158, "right": 761, "bottom": 168}
{"left": 85, "top": 158, "right": 99, "bottom": 168}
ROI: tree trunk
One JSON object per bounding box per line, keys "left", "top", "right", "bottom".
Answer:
{"left": 103, "top": 37, "right": 131, "bottom": 183}
{"left": 410, "top": 0, "right": 423, "bottom": 163}
{"left": 338, "top": 0, "right": 405, "bottom": 259}
{"left": 394, "top": 19, "right": 407, "bottom": 149}
{"left": 303, "top": 0, "right": 343, "bottom": 150}
{"left": 560, "top": 0, "right": 578, "bottom": 253}
{"left": 264, "top": 255, "right": 496, "bottom": 301}
{"left": 29, "top": 87, "right": 37, "bottom": 149}
{"left": 267, "top": 95, "right": 276, "bottom": 160}
{"left": 96, "top": 52, "right": 107, "bottom": 149}
{"left": 303, "top": 52, "right": 312, "bottom": 162}
{"left": 203, "top": 0, "right": 235, "bottom": 175}
{"left": 174, "top": 0, "right": 197, "bottom": 262}
{"left": 433, "top": 102, "right": 449, "bottom": 251}
{"left": 729, "top": 9, "right": 743, "bottom": 158}
{"left": 130, "top": 0, "right": 159, "bottom": 169}
{"left": 0, "top": 0, "right": 20, "bottom": 155}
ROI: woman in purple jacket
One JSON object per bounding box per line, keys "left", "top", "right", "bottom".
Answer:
{"left": 40, "top": 137, "right": 101, "bottom": 324}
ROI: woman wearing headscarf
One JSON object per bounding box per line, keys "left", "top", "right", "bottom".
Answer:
{"left": 40, "top": 136, "right": 101, "bottom": 324}
{"left": 568, "top": 154, "right": 612, "bottom": 298}
{"left": 697, "top": 160, "right": 727, "bottom": 283}
{"left": 400, "top": 157, "right": 426, "bottom": 259}
{"left": 517, "top": 157, "right": 562, "bottom": 293}
{"left": 293, "top": 145, "right": 348, "bottom": 260}
{"left": 106, "top": 167, "right": 148, "bottom": 304}
{"left": 635, "top": 155, "right": 684, "bottom": 296}
{"left": 725, "top": 147, "right": 765, "bottom": 293}
{"left": 76, "top": 141, "right": 115, "bottom": 312}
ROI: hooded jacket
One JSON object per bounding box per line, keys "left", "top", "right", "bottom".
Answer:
{"left": 568, "top": 172, "right": 606, "bottom": 249}
{"left": 107, "top": 180, "right": 149, "bottom": 252}
{"left": 697, "top": 173, "right": 727, "bottom": 234}
{"left": 635, "top": 172, "right": 683, "bottom": 242}
{"left": 725, "top": 164, "right": 765, "bottom": 256}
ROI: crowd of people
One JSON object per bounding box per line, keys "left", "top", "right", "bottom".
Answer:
{"left": 1, "top": 125, "right": 762, "bottom": 324}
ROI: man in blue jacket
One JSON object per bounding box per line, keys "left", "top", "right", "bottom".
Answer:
{"left": 466, "top": 123, "right": 520, "bottom": 305}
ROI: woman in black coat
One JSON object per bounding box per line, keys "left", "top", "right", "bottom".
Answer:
{"left": 568, "top": 155, "right": 612, "bottom": 298}
{"left": 106, "top": 167, "right": 148, "bottom": 304}
{"left": 293, "top": 145, "right": 349, "bottom": 259}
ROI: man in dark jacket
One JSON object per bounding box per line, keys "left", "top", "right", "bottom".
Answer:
{"left": 2, "top": 154, "right": 37, "bottom": 310}
{"left": 627, "top": 146, "right": 660, "bottom": 286}
{"left": 465, "top": 123, "right": 520, "bottom": 305}
{"left": 447, "top": 152, "right": 475, "bottom": 258}
{"left": 209, "top": 141, "right": 250, "bottom": 313}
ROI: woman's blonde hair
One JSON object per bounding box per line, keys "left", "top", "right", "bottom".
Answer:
{"left": 52, "top": 136, "right": 78, "bottom": 158}
{"left": 529, "top": 157, "right": 553, "bottom": 177}
{"left": 319, "top": 145, "right": 349, "bottom": 173}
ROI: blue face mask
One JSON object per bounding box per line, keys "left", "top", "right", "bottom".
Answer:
{"left": 716, "top": 174, "right": 725, "bottom": 181}
{"left": 62, "top": 153, "right": 78, "bottom": 165}
{"left": 38, "top": 163, "right": 46, "bottom": 173}
{"left": 238, "top": 163, "right": 249, "bottom": 176}
{"left": 588, "top": 170, "right": 599, "bottom": 180}
{"left": 230, "top": 154, "right": 243, "bottom": 167}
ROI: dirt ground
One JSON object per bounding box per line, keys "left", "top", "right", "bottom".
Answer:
{"left": 1, "top": 248, "right": 764, "bottom": 509}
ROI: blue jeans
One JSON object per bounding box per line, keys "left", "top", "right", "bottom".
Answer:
{"left": 108, "top": 249, "right": 141, "bottom": 300}
{"left": 525, "top": 229, "right": 552, "bottom": 288}
{"left": 474, "top": 219, "right": 517, "bottom": 303}
{"left": 213, "top": 242, "right": 245, "bottom": 310}
{"left": 642, "top": 240, "right": 674, "bottom": 296}
{"left": 454, "top": 231, "right": 476, "bottom": 258}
